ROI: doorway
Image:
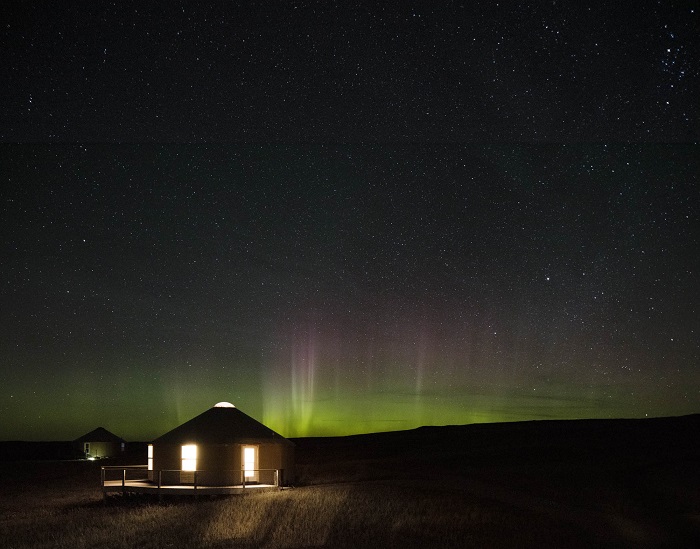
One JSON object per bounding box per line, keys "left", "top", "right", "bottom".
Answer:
{"left": 242, "top": 445, "right": 258, "bottom": 483}
{"left": 180, "top": 444, "right": 197, "bottom": 483}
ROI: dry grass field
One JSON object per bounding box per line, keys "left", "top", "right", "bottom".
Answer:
{"left": 1, "top": 416, "right": 699, "bottom": 548}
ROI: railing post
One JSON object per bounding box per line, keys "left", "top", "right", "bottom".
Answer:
{"left": 158, "top": 470, "right": 162, "bottom": 503}
{"left": 275, "top": 469, "right": 279, "bottom": 488}
{"left": 101, "top": 467, "right": 106, "bottom": 504}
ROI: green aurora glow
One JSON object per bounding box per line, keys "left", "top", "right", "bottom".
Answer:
{"left": 1, "top": 144, "right": 698, "bottom": 441}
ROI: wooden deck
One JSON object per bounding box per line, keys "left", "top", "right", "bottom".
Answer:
{"left": 101, "top": 466, "right": 282, "bottom": 499}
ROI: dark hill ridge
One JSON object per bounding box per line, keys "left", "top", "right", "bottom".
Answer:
{"left": 2, "top": 414, "right": 698, "bottom": 465}
{"left": 294, "top": 414, "right": 700, "bottom": 461}
{"left": 0, "top": 441, "right": 77, "bottom": 461}
{"left": 292, "top": 414, "right": 700, "bottom": 486}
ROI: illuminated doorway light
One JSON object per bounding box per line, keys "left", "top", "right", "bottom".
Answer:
{"left": 243, "top": 445, "right": 258, "bottom": 482}
{"left": 181, "top": 444, "right": 197, "bottom": 471}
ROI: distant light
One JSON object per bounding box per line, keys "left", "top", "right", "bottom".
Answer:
{"left": 214, "top": 401, "right": 235, "bottom": 408}
{"left": 88, "top": 457, "right": 96, "bottom": 461}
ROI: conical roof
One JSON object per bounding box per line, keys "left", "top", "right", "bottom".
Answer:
{"left": 74, "top": 427, "right": 125, "bottom": 443}
{"left": 152, "top": 403, "right": 292, "bottom": 445}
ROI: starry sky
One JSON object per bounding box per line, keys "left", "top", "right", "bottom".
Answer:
{"left": 2, "top": 0, "right": 697, "bottom": 142}
{"left": 1, "top": 2, "right": 698, "bottom": 441}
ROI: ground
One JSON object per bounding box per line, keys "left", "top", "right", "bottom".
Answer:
{"left": 1, "top": 416, "right": 698, "bottom": 548}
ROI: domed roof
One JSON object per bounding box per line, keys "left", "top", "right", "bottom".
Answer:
{"left": 152, "top": 404, "right": 292, "bottom": 445}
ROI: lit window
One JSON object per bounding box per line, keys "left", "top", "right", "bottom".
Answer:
{"left": 243, "top": 446, "right": 256, "bottom": 478}
{"left": 181, "top": 444, "right": 197, "bottom": 471}
{"left": 148, "top": 444, "right": 153, "bottom": 471}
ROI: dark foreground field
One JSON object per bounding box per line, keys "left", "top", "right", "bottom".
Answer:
{"left": 1, "top": 415, "right": 698, "bottom": 548}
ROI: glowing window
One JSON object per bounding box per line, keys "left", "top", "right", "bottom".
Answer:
{"left": 181, "top": 444, "right": 197, "bottom": 471}
{"left": 148, "top": 444, "right": 153, "bottom": 471}
{"left": 243, "top": 446, "right": 256, "bottom": 478}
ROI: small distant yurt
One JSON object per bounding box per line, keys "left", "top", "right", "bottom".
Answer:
{"left": 149, "top": 402, "right": 294, "bottom": 486}
{"left": 74, "top": 427, "right": 126, "bottom": 459}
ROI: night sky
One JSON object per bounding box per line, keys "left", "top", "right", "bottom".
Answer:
{"left": 1, "top": 2, "right": 698, "bottom": 441}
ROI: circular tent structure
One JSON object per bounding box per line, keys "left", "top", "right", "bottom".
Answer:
{"left": 149, "top": 403, "right": 294, "bottom": 486}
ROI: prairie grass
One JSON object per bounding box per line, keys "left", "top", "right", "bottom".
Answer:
{"left": 2, "top": 418, "right": 699, "bottom": 548}
{"left": 0, "top": 464, "right": 584, "bottom": 549}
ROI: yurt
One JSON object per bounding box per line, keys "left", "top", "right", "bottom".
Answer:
{"left": 149, "top": 402, "right": 294, "bottom": 486}
{"left": 74, "top": 427, "right": 125, "bottom": 459}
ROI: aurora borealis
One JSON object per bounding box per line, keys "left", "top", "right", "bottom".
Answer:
{"left": 1, "top": 145, "right": 698, "bottom": 441}
{"left": 1, "top": 2, "right": 698, "bottom": 441}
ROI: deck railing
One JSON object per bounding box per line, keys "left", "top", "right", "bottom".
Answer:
{"left": 101, "top": 466, "right": 282, "bottom": 492}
